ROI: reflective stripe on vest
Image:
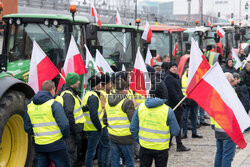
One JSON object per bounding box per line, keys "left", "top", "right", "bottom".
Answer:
{"left": 138, "top": 103, "right": 170, "bottom": 150}
{"left": 27, "top": 99, "right": 62, "bottom": 145}
{"left": 211, "top": 117, "right": 225, "bottom": 133}
{"left": 60, "top": 90, "right": 85, "bottom": 124}
{"left": 181, "top": 72, "right": 188, "bottom": 96}
{"left": 106, "top": 99, "right": 131, "bottom": 136}
{"left": 82, "top": 91, "right": 105, "bottom": 131}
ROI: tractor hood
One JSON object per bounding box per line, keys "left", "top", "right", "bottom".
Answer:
{"left": 7, "top": 60, "right": 30, "bottom": 82}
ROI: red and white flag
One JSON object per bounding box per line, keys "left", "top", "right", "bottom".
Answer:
{"left": 142, "top": 21, "right": 153, "bottom": 43}
{"left": 57, "top": 36, "right": 87, "bottom": 92}
{"left": 91, "top": 3, "right": 101, "bottom": 27}
{"left": 172, "top": 42, "right": 179, "bottom": 57}
{"left": 96, "top": 49, "right": 114, "bottom": 74}
{"left": 187, "top": 38, "right": 211, "bottom": 94}
{"left": 116, "top": 10, "right": 122, "bottom": 25}
{"left": 145, "top": 48, "right": 155, "bottom": 67}
{"left": 122, "top": 64, "right": 126, "bottom": 71}
{"left": 130, "top": 48, "right": 151, "bottom": 96}
{"left": 187, "top": 62, "right": 250, "bottom": 149}
{"left": 208, "top": 18, "right": 211, "bottom": 26}
{"left": 28, "top": 41, "right": 60, "bottom": 93}
{"left": 217, "top": 26, "right": 225, "bottom": 38}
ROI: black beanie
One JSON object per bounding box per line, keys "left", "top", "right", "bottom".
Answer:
{"left": 88, "top": 75, "right": 101, "bottom": 88}
{"left": 101, "top": 74, "right": 111, "bottom": 86}
{"left": 168, "top": 62, "right": 178, "bottom": 69}
{"left": 150, "top": 81, "right": 168, "bottom": 100}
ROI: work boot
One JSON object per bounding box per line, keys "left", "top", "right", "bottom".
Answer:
{"left": 177, "top": 145, "right": 191, "bottom": 152}
{"left": 200, "top": 122, "right": 210, "bottom": 126}
{"left": 192, "top": 134, "right": 203, "bottom": 138}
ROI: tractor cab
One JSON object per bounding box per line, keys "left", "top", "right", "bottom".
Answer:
{"left": 1, "top": 13, "right": 89, "bottom": 82}
{"left": 147, "top": 25, "right": 186, "bottom": 62}
{"left": 86, "top": 24, "right": 145, "bottom": 70}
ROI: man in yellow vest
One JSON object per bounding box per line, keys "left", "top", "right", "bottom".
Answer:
{"left": 105, "top": 77, "right": 135, "bottom": 167}
{"left": 83, "top": 75, "right": 109, "bottom": 167}
{"left": 24, "top": 80, "right": 71, "bottom": 166}
{"left": 57, "top": 72, "right": 86, "bottom": 166}
{"left": 212, "top": 72, "right": 236, "bottom": 167}
{"left": 130, "top": 82, "right": 180, "bottom": 167}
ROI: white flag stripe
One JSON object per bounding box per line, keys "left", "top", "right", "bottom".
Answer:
{"left": 96, "top": 49, "right": 114, "bottom": 73}
{"left": 116, "top": 10, "right": 122, "bottom": 25}
{"left": 84, "top": 44, "right": 99, "bottom": 72}
{"left": 232, "top": 48, "right": 243, "bottom": 70}
{"left": 122, "top": 64, "right": 126, "bottom": 71}
{"left": 64, "top": 35, "right": 79, "bottom": 73}
{"left": 142, "top": 21, "right": 150, "bottom": 41}
{"left": 145, "top": 48, "right": 152, "bottom": 66}
{"left": 187, "top": 38, "right": 203, "bottom": 86}
{"left": 203, "top": 63, "right": 250, "bottom": 132}
{"left": 243, "top": 53, "right": 250, "bottom": 68}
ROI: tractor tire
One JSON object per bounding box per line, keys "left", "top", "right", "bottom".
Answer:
{"left": 0, "top": 90, "right": 34, "bottom": 167}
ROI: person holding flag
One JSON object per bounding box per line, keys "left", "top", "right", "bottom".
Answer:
{"left": 57, "top": 72, "right": 86, "bottom": 166}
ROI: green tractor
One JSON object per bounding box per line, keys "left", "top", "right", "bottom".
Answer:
{"left": 0, "top": 13, "right": 145, "bottom": 166}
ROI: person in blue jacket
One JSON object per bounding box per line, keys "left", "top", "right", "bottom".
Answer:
{"left": 130, "top": 82, "right": 180, "bottom": 167}
{"left": 24, "top": 80, "right": 71, "bottom": 167}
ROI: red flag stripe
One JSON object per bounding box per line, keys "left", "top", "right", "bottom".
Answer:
{"left": 130, "top": 68, "right": 147, "bottom": 96}
{"left": 73, "top": 53, "right": 87, "bottom": 75}
{"left": 146, "top": 28, "right": 153, "bottom": 43}
{"left": 217, "top": 30, "right": 224, "bottom": 38}
{"left": 150, "top": 59, "right": 155, "bottom": 66}
{"left": 188, "top": 78, "right": 247, "bottom": 149}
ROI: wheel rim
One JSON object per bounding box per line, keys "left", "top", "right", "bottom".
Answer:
{"left": 0, "top": 114, "right": 28, "bottom": 167}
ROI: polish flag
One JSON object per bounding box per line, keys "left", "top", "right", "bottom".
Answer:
{"left": 145, "top": 48, "right": 155, "bottom": 67}
{"left": 122, "top": 64, "right": 126, "bottom": 71}
{"left": 217, "top": 26, "right": 225, "bottom": 38}
{"left": 84, "top": 44, "right": 103, "bottom": 75}
{"left": 96, "top": 49, "right": 114, "bottom": 74}
{"left": 130, "top": 48, "right": 151, "bottom": 96}
{"left": 232, "top": 48, "right": 243, "bottom": 70}
{"left": 187, "top": 62, "right": 250, "bottom": 149}
{"left": 208, "top": 18, "right": 211, "bottom": 26}
{"left": 28, "top": 41, "right": 60, "bottom": 93}
{"left": 91, "top": 3, "right": 101, "bottom": 27}
{"left": 116, "top": 10, "right": 122, "bottom": 25}
{"left": 172, "top": 42, "right": 179, "bottom": 57}
{"left": 187, "top": 38, "right": 211, "bottom": 94}
{"left": 142, "top": 21, "right": 153, "bottom": 43}
{"left": 57, "top": 36, "right": 87, "bottom": 92}
{"left": 242, "top": 53, "right": 250, "bottom": 68}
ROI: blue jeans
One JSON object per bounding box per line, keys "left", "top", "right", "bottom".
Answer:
{"left": 98, "top": 127, "right": 111, "bottom": 167}
{"left": 199, "top": 107, "right": 205, "bottom": 123}
{"left": 214, "top": 138, "right": 236, "bottom": 167}
{"left": 85, "top": 129, "right": 110, "bottom": 167}
{"left": 182, "top": 105, "right": 198, "bottom": 135}
{"left": 110, "top": 141, "right": 134, "bottom": 167}
{"left": 35, "top": 149, "right": 71, "bottom": 167}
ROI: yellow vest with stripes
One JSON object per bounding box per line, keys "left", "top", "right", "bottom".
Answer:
{"left": 138, "top": 103, "right": 170, "bottom": 150}
{"left": 27, "top": 99, "right": 63, "bottom": 145}
{"left": 55, "top": 96, "right": 64, "bottom": 107}
{"left": 82, "top": 91, "right": 105, "bottom": 131}
{"left": 181, "top": 72, "right": 188, "bottom": 96}
{"left": 210, "top": 117, "right": 225, "bottom": 132}
{"left": 60, "top": 90, "right": 85, "bottom": 124}
{"left": 105, "top": 99, "right": 131, "bottom": 136}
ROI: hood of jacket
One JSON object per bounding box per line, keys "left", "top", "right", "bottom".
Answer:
{"left": 33, "top": 91, "right": 54, "bottom": 105}
{"left": 107, "top": 91, "right": 127, "bottom": 107}
{"left": 145, "top": 98, "right": 166, "bottom": 108}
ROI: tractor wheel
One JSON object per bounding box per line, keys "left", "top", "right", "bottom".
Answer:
{"left": 0, "top": 90, "right": 33, "bottom": 167}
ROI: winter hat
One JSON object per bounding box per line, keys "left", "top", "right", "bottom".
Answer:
{"left": 114, "top": 77, "right": 126, "bottom": 91}
{"left": 168, "top": 62, "right": 178, "bottom": 69}
{"left": 88, "top": 75, "right": 101, "bottom": 88}
{"left": 66, "top": 72, "right": 80, "bottom": 86}
{"left": 150, "top": 81, "right": 168, "bottom": 100}
{"left": 101, "top": 74, "right": 111, "bottom": 86}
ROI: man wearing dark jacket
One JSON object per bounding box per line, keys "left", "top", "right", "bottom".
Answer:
{"left": 164, "top": 62, "right": 190, "bottom": 152}
{"left": 106, "top": 77, "right": 135, "bottom": 167}
{"left": 57, "top": 72, "right": 86, "bottom": 166}
{"left": 130, "top": 82, "right": 180, "bottom": 167}
{"left": 24, "top": 80, "right": 71, "bottom": 166}
{"left": 82, "top": 75, "right": 109, "bottom": 167}
{"left": 240, "top": 61, "right": 250, "bottom": 95}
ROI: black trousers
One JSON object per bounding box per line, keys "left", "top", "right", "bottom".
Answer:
{"left": 139, "top": 147, "right": 169, "bottom": 167}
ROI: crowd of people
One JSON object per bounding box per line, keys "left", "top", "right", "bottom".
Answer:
{"left": 23, "top": 50, "right": 250, "bottom": 167}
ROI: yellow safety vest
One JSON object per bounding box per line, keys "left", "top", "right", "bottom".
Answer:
{"left": 55, "top": 96, "right": 64, "bottom": 107}
{"left": 82, "top": 91, "right": 105, "bottom": 131}
{"left": 181, "top": 72, "right": 188, "bottom": 96}
{"left": 210, "top": 117, "right": 226, "bottom": 132}
{"left": 27, "top": 99, "right": 63, "bottom": 145}
{"left": 60, "top": 90, "right": 85, "bottom": 124}
{"left": 105, "top": 99, "right": 131, "bottom": 136}
{"left": 138, "top": 103, "right": 171, "bottom": 150}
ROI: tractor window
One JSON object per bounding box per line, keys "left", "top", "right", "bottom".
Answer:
{"left": 149, "top": 32, "right": 170, "bottom": 58}
{"left": 7, "top": 23, "right": 68, "bottom": 68}
{"left": 97, "top": 31, "right": 132, "bottom": 63}
{"left": 72, "top": 25, "right": 85, "bottom": 56}
{"left": 172, "top": 32, "right": 183, "bottom": 56}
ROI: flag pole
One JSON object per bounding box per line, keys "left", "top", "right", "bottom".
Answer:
{"left": 173, "top": 95, "right": 187, "bottom": 111}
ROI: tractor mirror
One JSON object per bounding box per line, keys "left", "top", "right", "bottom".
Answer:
{"left": 150, "top": 49, "right": 157, "bottom": 57}
{"left": 86, "top": 24, "right": 98, "bottom": 40}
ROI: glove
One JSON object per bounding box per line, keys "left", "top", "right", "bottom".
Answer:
{"left": 82, "top": 105, "right": 89, "bottom": 112}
